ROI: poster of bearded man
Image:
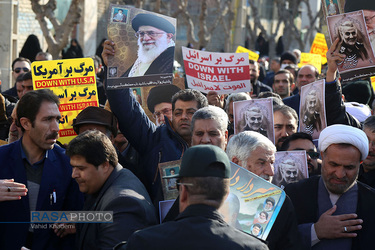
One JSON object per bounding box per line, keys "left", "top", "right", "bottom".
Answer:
{"left": 299, "top": 79, "right": 327, "bottom": 141}
{"left": 106, "top": 5, "right": 176, "bottom": 89}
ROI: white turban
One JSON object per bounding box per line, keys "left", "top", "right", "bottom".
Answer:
{"left": 318, "top": 124, "right": 369, "bottom": 161}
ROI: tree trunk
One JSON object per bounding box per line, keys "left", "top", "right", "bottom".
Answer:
{"left": 31, "top": 0, "right": 83, "bottom": 59}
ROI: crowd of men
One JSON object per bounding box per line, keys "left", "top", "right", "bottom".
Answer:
{"left": 0, "top": 2, "right": 375, "bottom": 250}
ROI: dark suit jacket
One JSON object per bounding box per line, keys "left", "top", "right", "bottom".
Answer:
{"left": 77, "top": 165, "right": 157, "bottom": 250}
{"left": 123, "top": 204, "right": 269, "bottom": 250}
{"left": 0, "top": 139, "right": 83, "bottom": 250}
{"left": 122, "top": 46, "right": 175, "bottom": 77}
{"left": 285, "top": 176, "right": 375, "bottom": 249}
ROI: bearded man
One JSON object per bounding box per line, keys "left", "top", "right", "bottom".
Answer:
{"left": 123, "top": 13, "right": 175, "bottom": 77}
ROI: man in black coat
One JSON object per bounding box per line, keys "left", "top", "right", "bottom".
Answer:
{"left": 67, "top": 130, "right": 157, "bottom": 250}
{"left": 285, "top": 124, "right": 375, "bottom": 250}
{"left": 119, "top": 145, "right": 268, "bottom": 250}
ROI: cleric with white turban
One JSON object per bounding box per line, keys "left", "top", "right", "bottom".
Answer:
{"left": 318, "top": 124, "right": 369, "bottom": 161}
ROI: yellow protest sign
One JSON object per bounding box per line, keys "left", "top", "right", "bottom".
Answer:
{"left": 31, "top": 58, "right": 99, "bottom": 144}
{"left": 310, "top": 33, "right": 328, "bottom": 65}
{"left": 236, "top": 46, "right": 259, "bottom": 61}
{"left": 371, "top": 76, "right": 375, "bottom": 92}
{"left": 298, "top": 53, "right": 322, "bottom": 74}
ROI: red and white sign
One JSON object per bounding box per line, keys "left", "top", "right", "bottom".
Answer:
{"left": 182, "top": 47, "right": 251, "bottom": 94}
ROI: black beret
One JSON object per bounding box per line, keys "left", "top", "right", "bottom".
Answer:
{"left": 280, "top": 51, "right": 297, "bottom": 65}
{"left": 345, "top": 0, "right": 375, "bottom": 12}
{"left": 342, "top": 80, "right": 372, "bottom": 105}
{"left": 72, "top": 106, "right": 118, "bottom": 136}
{"left": 147, "top": 84, "right": 181, "bottom": 113}
{"left": 132, "top": 13, "right": 175, "bottom": 34}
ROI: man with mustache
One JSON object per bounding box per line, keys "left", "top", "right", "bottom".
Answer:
{"left": 103, "top": 34, "right": 208, "bottom": 208}
{"left": 285, "top": 125, "right": 375, "bottom": 249}
{"left": 273, "top": 105, "right": 298, "bottom": 150}
{"left": 272, "top": 69, "right": 294, "bottom": 99}
{"left": 122, "top": 13, "right": 175, "bottom": 77}
{"left": 0, "top": 89, "right": 83, "bottom": 249}
{"left": 225, "top": 131, "right": 302, "bottom": 250}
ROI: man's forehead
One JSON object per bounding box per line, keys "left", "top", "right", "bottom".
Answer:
{"left": 249, "top": 111, "right": 262, "bottom": 116}
{"left": 274, "top": 113, "right": 296, "bottom": 127}
{"left": 22, "top": 80, "right": 33, "bottom": 85}
{"left": 275, "top": 74, "right": 288, "bottom": 80}
{"left": 342, "top": 26, "right": 355, "bottom": 31}
{"left": 298, "top": 67, "right": 314, "bottom": 76}
{"left": 254, "top": 147, "right": 275, "bottom": 159}
{"left": 14, "top": 61, "right": 30, "bottom": 68}
{"left": 38, "top": 101, "right": 60, "bottom": 114}
{"left": 138, "top": 25, "right": 164, "bottom": 32}
{"left": 194, "top": 118, "right": 220, "bottom": 128}
{"left": 174, "top": 99, "right": 199, "bottom": 110}
{"left": 288, "top": 138, "right": 315, "bottom": 150}
{"left": 154, "top": 102, "right": 172, "bottom": 111}
{"left": 249, "top": 64, "right": 258, "bottom": 70}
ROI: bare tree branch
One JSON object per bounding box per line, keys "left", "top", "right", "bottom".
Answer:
{"left": 30, "top": 0, "right": 83, "bottom": 59}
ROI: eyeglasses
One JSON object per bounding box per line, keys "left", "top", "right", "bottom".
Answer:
{"left": 153, "top": 108, "right": 172, "bottom": 119}
{"left": 365, "top": 15, "right": 375, "bottom": 24}
{"left": 307, "top": 151, "right": 320, "bottom": 160}
{"left": 14, "top": 67, "right": 30, "bottom": 74}
{"left": 135, "top": 31, "right": 165, "bottom": 38}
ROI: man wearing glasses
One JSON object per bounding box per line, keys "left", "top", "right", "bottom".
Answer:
{"left": 2, "top": 57, "right": 31, "bottom": 99}
{"left": 146, "top": 84, "right": 180, "bottom": 126}
{"left": 122, "top": 13, "right": 175, "bottom": 77}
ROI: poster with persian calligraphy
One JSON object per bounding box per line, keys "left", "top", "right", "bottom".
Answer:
{"left": 218, "top": 162, "right": 285, "bottom": 240}
{"left": 31, "top": 58, "right": 99, "bottom": 144}
{"left": 182, "top": 47, "right": 251, "bottom": 94}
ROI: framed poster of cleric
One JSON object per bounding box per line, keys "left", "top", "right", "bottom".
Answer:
{"left": 218, "top": 162, "right": 285, "bottom": 240}
{"left": 106, "top": 5, "right": 176, "bottom": 89}
{"left": 159, "top": 160, "right": 181, "bottom": 201}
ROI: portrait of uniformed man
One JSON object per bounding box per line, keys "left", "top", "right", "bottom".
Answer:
{"left": 272, "top": 152, "right": 308, "bottom": 188}
{"left": 234, "top": 99, "right": 274, "bottom": 143}
{"left": 328, "top": 13, "right": 375, "bottom": 70}
{"left": 299, "top": 81, "right": 327, "bottom": 140}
